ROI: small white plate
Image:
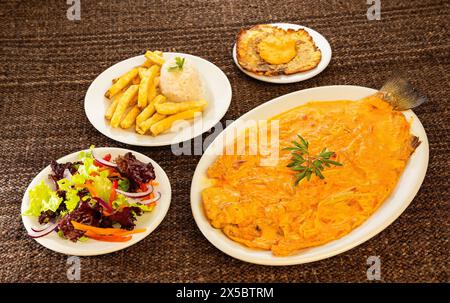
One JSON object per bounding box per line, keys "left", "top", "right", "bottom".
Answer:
{"left": 21, "top": 147, "right": 172, "bottom": 256}
{"left": 190, "top": 86, "right": 429, "bottom": 265}
{"left": 85, "top": 53, "right": 232, "bottom": 146}
{"left": 232, "top": 23, "right": 332, "bottom": 84}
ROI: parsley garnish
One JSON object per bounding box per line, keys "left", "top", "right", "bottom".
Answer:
{"left": 168, "top": 57, "right": 185, "bottom": 71}
{"left": 284, "top": 134, "right": 343, "bottom": 186}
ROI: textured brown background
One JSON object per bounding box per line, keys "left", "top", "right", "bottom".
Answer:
{"left": 0, "top": 0, "right": 448, "bottom": 283}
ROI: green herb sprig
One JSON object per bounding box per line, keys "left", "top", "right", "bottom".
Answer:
{"left": 284, "top": 134, "right": 343, "bottom": 186}
{"left": 168, "top": 56, "right": 185, "bottom": 71}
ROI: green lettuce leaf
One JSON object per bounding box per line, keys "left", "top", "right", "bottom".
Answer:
{"left": 56, "top": 178, "right": 80, "bottom": 211}
{"left": 23, "top": 181, "right": 63, "bottom": 216}
{"left": 71, "top": 173, "right": 87, "bottom": 186}
{"left": 130, "top": 202, "right": 155, "bottom": 212}
{"left": 65, "top": 188, "right": 81, "bottom": 211}
{"left": 90, "top": 174, "right": 112, "bottom": 202}
{"left": 118, "top": 178, "right": 130, "bottom": 191}
{"left": 112, "top": 193, "right": 155, "bottom": 212}
{"left": 78, "top": 236, "right": 89, "bottom": 242}
{"left": 77, "top": 146, "right": 98, "bottom": 178}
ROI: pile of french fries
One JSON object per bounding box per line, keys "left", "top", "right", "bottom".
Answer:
{"left": 104, "top": 50, "right": 208, "bottom": 136}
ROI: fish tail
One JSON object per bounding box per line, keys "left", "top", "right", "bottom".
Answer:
{"left": 410, "top": 135, "right": 421, "bottom": 154}
{"left": 379, "top": 77, "right": 428, "bottom": 110}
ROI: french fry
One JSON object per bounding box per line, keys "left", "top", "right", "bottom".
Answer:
{"left": 136, "top": 94, "right": 166, "bottom": 127}
{"left": 139, "top": 65, "right": 160, "bottom": 78}
{"left": 111, "top": 85, "right": 139, "bottom": 128}
{"left": 136, "top": 113, "right": 166, "bottom": 135}
{"left": 154, "top": 76, "right": 161, "bottom": 95}
{"left": 120, "top": 105, "right": 141, "bottom": 129}
{"left": 150, "top": 109, "right": 202, "bottom": 136}
{"left": 129, "top": 94, "right": 138, "bottom": 106}
{"left": 147, "top": 74, "right": 161, "bottom": 104}
{"left": 148, "top": 66, "right": 160, "bottom": 100}
{"left": 138, "top": 65, "right": 160, "bottom": 108}
{"left": 105, "top": 91, "right": 124, "bottom": 119}
{"left": 144, "top": 51, "right": 165, "bottom": 66}
{"left": 138, "top": 67, "right": 149, "bottom": 79}
{"left": 149, "top": 65, "right": 160, "bottom": 77}
{"left": 105, "top": 68, "right": 138, "bottom": 99}
{"left": 142, "top": 59, "right": 153, "bottom": 68}
{"left": 147, "top": 80, "right": 157, "bottom": 104}
{"left": 112, "top": 69, "right": 132, "bottom": 84}
{"left": 138, "top": 77, "right": 151, "bottom": 109}
{"left": 105, "top": 99, "right": 119, "bottom": 120}
{"left": 155, "top": 99, "right": 207, "bottom": 115}
{"left": 132, "top": 76, "right": 141, "bottom": 85}
{"left": 154, "top": 50, "right": 163, "bottom": 57}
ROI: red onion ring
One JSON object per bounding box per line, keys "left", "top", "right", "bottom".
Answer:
{"left": 31, "top": 222, "right": 52, "bottom": 232}
{"left": 48, "top": 177, "right": 58, "bottom": 191}
{"left": 63, "top": 168, "right": 72, "bottom": 181}
{"left": 116, "top": 184, "right": 153, "bottom": 198}
{"left": 92, "top": 151, "right": 117, "bottom": 168}
{"left": 139, "top": 191, "right": 161, "bottom": 205}
{"left": 93, "top": 197, "right": 113, "bottom": 213}
{"left": 28, "top": 221, "right": 58, "bottom": 238}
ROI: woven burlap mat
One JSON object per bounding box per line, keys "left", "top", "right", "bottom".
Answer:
{"left": 0, "top": 0, "right": 448, "bottom": 282}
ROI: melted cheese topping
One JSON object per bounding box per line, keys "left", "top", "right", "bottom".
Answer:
{"left": 202, "top": 96, "right": 414, "bottom": 256}
{"left": 257, "top": 35, "right": 297, "bottom": 65}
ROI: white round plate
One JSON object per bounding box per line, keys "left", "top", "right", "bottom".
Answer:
{"left": 232, "top": 23, "right": 332, "bottom": 84}
{"left": 190, "top": 86, "right": 428, "bottom": 265}
{"left": 21, "top": 147, "right": 172, "bottom": 256}
{"left": 85, "top": 53, "right": 232, "bottom": 146}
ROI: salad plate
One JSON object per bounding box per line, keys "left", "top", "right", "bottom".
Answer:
{"left": 21, "top": 147, "right": 171, "bottom": 256}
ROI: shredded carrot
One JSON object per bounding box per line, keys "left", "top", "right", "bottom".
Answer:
{"left": 113, "top": 204, "right": 127, "bottom": 212}
{"left": 109, "top": 180, "right": 118, "bottom": 207}
{"left": 93, "top": 160, "right": 103, "bottom": 167}
{"left": 108, "top": 171, "right": 122, "bottom": 178}
{"left": 71, "top": 221, "right": 145, "bottom": 236}
{"left": 83, "top": 181, "right": 98, "bottom": 197}
{"left": 140, "top": 191, "right": 154, "bottom": 201}
{"left": 84, "top": 230, "right": 132, "bottom": 242}
{"left": 109, "top": 191, "right": 117, "bottom": 205}
{"left": 145, "top": 202, "right": 156, "bottom": 208}
{"left": 116, "top": 229, "right": 147, "bottom": 236}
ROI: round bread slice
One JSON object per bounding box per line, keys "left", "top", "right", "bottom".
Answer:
{"left": 283, "top": 28, "right": 322, "bottom": 74}
{"left": 236, "top": 24, "right": 322, "bottom": 76}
